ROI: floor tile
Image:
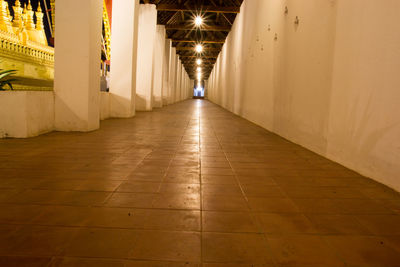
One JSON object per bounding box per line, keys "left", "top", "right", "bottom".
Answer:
{"left": 267, "top": 235, "right": 344, "bottom": 267}
{"left": 202, "top": 232, "right": 273, "bottom": 264}
{"left": 63, "top": 228, "right": 138, "bottom": 258}
{"left": 0, "top": 100, "right": 399, "bottom": 265}
{"left": 153, "top": 193, "right": 201, "bottom": 210}
{"left": 257, "top": 213, "right": 316, "bottom": 234}
{"left": 143, "top": 209, "right": 201, "bottom": 231}
{"left": 305, "top": 214, "right": 371, "bottom": 235}
{"left": 247, "top": 197, "right": 299, "bottom": 213}
{"left": 202, "top": 211, "right": 260, "bottom": 233}
{"left": 129, "top": 230, "right": 201, "bottom": 262}
{"left": 324, "top": 235, "right": 400, "bottom": 267}
{"left": 203, "top": 195, "right": 249, "bottom": 211}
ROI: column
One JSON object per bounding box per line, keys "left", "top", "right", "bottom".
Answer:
{"left": 54, "top": 0, "right": 102, "bottom": 131}
{"left": 168, "top": 47, "right": 177, "bottom": 104}
{"left": 162, "top": 39, "right": 171, "bottom": 105}
{"left": 136, "top": 4, "right": 157, "bottom": 111}
{"left": 175, "top": 55, "right": 181, "bottom": 102}
{"left": 152, "top": 25, "right": 166, "bottom": 108}
{"left": 109, "top": 0, "right": 139, "bottom": 117}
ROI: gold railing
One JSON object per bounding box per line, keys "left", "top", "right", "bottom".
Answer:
{"left": 0, "top": 38, "right": 54, "bottom": 65}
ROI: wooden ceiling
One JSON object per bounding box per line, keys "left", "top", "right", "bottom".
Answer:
{"left": 139, "top": 0, "right": 243, "bottom": 80}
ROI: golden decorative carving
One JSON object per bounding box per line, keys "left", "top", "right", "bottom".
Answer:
{"left": 102, "top": 0, "right": 111, "bottom": 60}
{"left": 50, "top": 0, "right": 55, "bottom": 35}
{"left": 0, "top": 0, "right": 53, "bottom": 90}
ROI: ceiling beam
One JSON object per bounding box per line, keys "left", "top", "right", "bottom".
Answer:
{"left": 182, "top": 62, "right": 216, "bottom": 65}
{"left": 156, "top": 4, "right": 240, "bottom": 13}
{"left": 172, "top": 38, "right": 225, "bottom": 44}
{"left": 186, "top": 65, "right": 214, "bottom": 67}
{"left": 165, "top": 24, "right": 230, "bottom": 31}
{"left": 180, "top": 55, "right": 217, "bottom": 58}
{"left": 188, "top": 67, "right": 214, "bottom": 70}
{"left": 183, "top": 61, "right": 214, "bottom": 67}
{"left": 184, "top": 59, "right": 216, "bottom": 61}
{"left": 175, "top": 47, "right": 221, "bottom": 51}
{"left": 178, "top": 51, "right": 220, "bottom": 56}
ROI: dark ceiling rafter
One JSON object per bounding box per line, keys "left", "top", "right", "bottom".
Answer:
{"left": 165, "top": 24, "right": 231, "bottom": 31}
{"left": 175, "top": 47, "right": 221, "bottom": 51}
{"left": 172, "top": 38, "right": 225, "bottom": 44}
{"left": 141, "top": 0, "right": 243, "bottom": 80}
{"left": 156, "top": 4, "right": 240, "bottom": 13}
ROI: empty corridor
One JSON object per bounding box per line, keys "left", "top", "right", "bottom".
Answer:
{"left": 0, "top": 100, "right": 400, "bottom": 266}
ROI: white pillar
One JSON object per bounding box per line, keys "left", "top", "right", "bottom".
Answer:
{"left": 136, "top": 4, "right": 157, "bottom": 111}
{"left": 153, "top": 25, "right": 166, "bottom": 108}
{"left": 54, "top": 0, "right": 102, "bottom": 131}
{"left": 181, "top": 65, "right": 185, "bottom": 100}
{"left": 109, "top": 0, "right": 139, "bottom": 117}
{"left": 191, "top": 79, "right": 195, "bottom": 98}
{"left": 162, "top": 39, "right": 171, "bottom": 105}
{"left": 168, "top": 47, "right": 177, "bottom": 104}
{"left": 203, "top": 79, "right": 207, "bottom": 98}
{"left": 175, "top": 55, "right": 181, "bottom": 102}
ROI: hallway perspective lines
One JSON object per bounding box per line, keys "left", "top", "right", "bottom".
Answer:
{"left": 0, "top": 100, "right": 399, "bottom": 266}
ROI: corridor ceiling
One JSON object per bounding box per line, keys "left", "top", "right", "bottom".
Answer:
{"left": 140, "top": 0, "right": 244, "bottom": 80}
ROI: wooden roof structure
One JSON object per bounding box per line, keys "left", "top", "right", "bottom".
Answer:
{"left": 140, "top": 0, "right": 243, "bottom": 80}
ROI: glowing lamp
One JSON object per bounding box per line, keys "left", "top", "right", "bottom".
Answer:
{"left": 194, "top": 16, "right": 203, "bottom": 27}
{"left": 195, "top": 44, "right": 203, "bottom": 53}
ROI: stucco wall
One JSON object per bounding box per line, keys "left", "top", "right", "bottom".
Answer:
{"left": 0, "top": 91, "right": 54, "bottom": 138}
{"left": 207, "top": 0, "right": 400, "bottom": 191}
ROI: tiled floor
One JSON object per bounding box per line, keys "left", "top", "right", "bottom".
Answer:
{"left": 0, "top": 99, "right": 400, "bottom": 266}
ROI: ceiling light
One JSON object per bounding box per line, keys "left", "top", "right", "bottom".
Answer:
{"left": 197, "top": 67, "right": 202, "bottom": 72}
{"left": 196, "top": 59, "right": 202, "bottom": 65}
{"left": 195, "top": 44, "right": 203, "bottom": 53}
{"left": 194, "top": 16, "right": 203, "bottom": 27}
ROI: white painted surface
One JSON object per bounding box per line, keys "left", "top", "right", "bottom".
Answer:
{"left": 54, "top": 0, "right": 102, "bottom": 132}
{"left": 175, "top": 57, "right": 182, "bottom": 102}
{"left": 153, "top": 25, "right": 166, "bottom": 108}
{"left": 162, "top": 39, "right": 172, "bottom": 105}
{"left": 109, "top": 0, "right": 139, "bottom": 117}
{"left": 136, "top": 4, "right": 157, "bottom": 111}
{"left": 0, "top": 91, "right": 54, "bottom": 138}
{"left": 327, "top": 0, "right": 400, "bottom": 191}
{"left": 100, "top": 92, "right": 110, "bottom": 120}
{"left": 208, "top": 0, "right": 400, "bottom": 191}
{"left": 168, "top": 47, "right": 177, "bottom": 104}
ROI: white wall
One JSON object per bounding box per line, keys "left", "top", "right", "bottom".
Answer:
{"left": 0, "top": 91, "right": 54, "bottom": 138}
{"left": 327, "top": 0, "right": 400, "bottom": 191}
{"left": 208, "top": 0, "right": 400, "bottom": 191}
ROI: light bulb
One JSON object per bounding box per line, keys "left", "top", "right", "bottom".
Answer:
{"left": 195, "top": 44, "right": 203, "bottom": 53}
{"left": 197, "top": 67, "right": 202, "bottom": 72}
{"left": 194, "top": 16, "right": 203, "bottom": 27}
{"left": 196, "top": 59, "right": 202, "bottom": 65}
